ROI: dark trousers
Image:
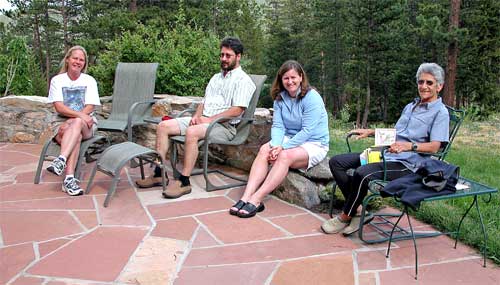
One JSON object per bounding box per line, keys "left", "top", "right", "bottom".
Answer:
{"left": 329, "top": 153, "right": 412, "bottom": 217}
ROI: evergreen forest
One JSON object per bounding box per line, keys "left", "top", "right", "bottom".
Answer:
{"left": 1, "top": 0, "right": 499, "bottom": 124}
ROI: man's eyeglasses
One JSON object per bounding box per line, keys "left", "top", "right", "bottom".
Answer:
{"left": 220, "top": 53, "right": 235, "bottom": 59}
{"left": 417, "top": 80, "right": 435, "bottom": 86}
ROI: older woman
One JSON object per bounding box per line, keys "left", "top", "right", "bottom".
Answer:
{"left": 322, "top": 62, "right": 449, "bottom": 235}
{"left": 230, "top": 60, "right": 329, "bottom": 218}
{"left": 46, "top": 46, "right": 101, "bottom": 196}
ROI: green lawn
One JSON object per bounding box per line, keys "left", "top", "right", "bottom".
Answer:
{"left": 328, "top": 120, "right": 500, "bottom": 264}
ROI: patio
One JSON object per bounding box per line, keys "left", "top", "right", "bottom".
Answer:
{"left": 1, "top": 142, "right": 499, "bottom": 285}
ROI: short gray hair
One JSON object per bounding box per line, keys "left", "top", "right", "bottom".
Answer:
{"left": 416, "top": 63, "right": 445, "bottom": 85}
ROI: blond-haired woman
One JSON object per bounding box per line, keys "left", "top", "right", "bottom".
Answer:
{"left": 46, "top": 46, "right": 101, "bottom": 196}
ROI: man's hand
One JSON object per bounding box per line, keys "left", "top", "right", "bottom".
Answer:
{"left": 388, "top": 141, "right": 412, "bottom": 153}
{"left": 349, "top": 129, "right": 375, "bottom": 139}
{"left": 190, "top": 115, "right": 202, "bottom": 126}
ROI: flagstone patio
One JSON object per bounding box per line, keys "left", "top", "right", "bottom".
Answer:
{"left": 1, "top": 142, "right": 499, "bottom": 285}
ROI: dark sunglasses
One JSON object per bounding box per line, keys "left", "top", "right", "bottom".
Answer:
{"left": 417, "top": 80, "right": 435, "bottom": 86}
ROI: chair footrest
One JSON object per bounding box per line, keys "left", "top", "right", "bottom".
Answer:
{"left": 96, "top": 142, "right": 159, "bottom": 175}
{"left": 87, "top": 142, "right": 167, "bottom": 207}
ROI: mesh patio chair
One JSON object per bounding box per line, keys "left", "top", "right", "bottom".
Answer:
{"left": 169, "top": 74, "right": 267, "bottom": 192}
{"left": 98, "top": 62, "right": 159, "bottom": 141}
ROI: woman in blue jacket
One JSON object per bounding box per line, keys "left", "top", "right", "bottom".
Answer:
{"left": 230, "top": 60, "right": 329, "bottom": 218}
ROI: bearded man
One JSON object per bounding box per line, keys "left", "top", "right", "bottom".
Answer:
{"left": 135, "top": 37, "right": 256, "bottom": 199}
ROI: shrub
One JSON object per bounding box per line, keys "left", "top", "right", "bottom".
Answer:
{"left": 0, "top": 36, "right": 47, "bottom": 96}
{"left": 88, "top": 23, "right": 220, "bottom": 97}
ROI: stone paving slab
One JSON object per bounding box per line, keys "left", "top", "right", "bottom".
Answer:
{"left": 28, "top": 227, "right": 148, "bottom": 282}
{"left": 272, "top": 254, "right": 355, "bottom": 285}
{"left": 175, "top": 262, "right": 278, "bottom": 285}
{"left": 195, "top": 211, "right": 288, "bottom": 243}
{"left": 183, "top": 234, "right": 358, "bottom": 266}
{"left": 0, "top": 243, "right": 35, "bottom": 284}
{"left": 379, "top": 258, "right": 500, "bottom": 284}
{"left": 1, "top": 211, "right": 84, "bottom": 245}
{"left": 0, "top": 143, "right": 499, "bottom": 285}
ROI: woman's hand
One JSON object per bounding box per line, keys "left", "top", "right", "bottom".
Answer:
{"left": 268, "top": 145, "right": 283, "bottom": 161}
{"left": 349, "top": 129, "right": 374, "bottom": 139}
{"left": 388, "top": 141, "right": 412, "bottom": 153}
{"left": 78, "top": 113, "right": 94, "bottom": 129}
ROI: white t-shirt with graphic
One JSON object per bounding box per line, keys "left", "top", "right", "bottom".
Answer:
{"left": 48, "top": 73, "right": 100, "bottom": 111}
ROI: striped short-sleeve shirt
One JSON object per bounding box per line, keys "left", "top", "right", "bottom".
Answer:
{"left": 202, "top": 66, "right": 256, "bottom": 118}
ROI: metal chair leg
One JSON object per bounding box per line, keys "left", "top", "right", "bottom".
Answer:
{"left": 474, "top": 196, "right": 488, "bottom": 267}
{"left": 85, "top": 162, "right": 99, "bottom": 194}
{"left": 454, "top": 196, "right": 476, "bottom": 249}
{"left": 328, "top": 183, "right": 337, "bottom": 218}
{"left": 34, "top": 139, "right": 54, "bottom": 184}
{"left": 202, "top": 140, "right": 212, "bottom": 191}
{"left": 405, "top": 206, "right": 419, "bottom": 280}
{"left": 170, "top": 142, "right": 182, "bottom": 179}
{"left": 386, "top": 209, "right": 405, "bottom": 258}
{"left": 104, "top": 178, "right": 120, "bottom": 207}
{"left": 139, "top": 157, "right": 145, "bottom": 180}
{"left": 159, "top": 157, "right": 168, "bottom": 192}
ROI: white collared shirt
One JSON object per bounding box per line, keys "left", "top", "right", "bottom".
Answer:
{"left": 202, "top": 66, "right": 256, "bottom": 118}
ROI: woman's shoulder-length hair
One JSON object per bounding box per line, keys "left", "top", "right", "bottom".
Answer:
{"left": 270, "top": 60, "right": 312, "bottom": 101}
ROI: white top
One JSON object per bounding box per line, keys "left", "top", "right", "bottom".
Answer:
{"left": 48, "top": 73, "right": 101, "bottom": 111}
{"left": 202, "top": 66, "right": 256, "bottom": 117}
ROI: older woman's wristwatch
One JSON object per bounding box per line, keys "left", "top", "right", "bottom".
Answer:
{"left": 411, "top": 142, "right": 418, "bottom": 151}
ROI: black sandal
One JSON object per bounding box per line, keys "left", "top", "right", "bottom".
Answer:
{"left": 229, "top": 200, "right": 247, "bottom": 216}
{"left": 237, "top": 202, "right": 265, "bottom": 218}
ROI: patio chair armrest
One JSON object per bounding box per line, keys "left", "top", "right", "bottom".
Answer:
{"left": 380, "top": 146, "right": 391, "bottom": 181}
{"left": 175, "top": 101, "right": 203, "bottom": 118}
{"left": 346, "top": 132, "right": 358, "bottom": 153}
{"left": 232, "top": 117, "right": 255, "bottom": 123}
{"left": 345, "top": 131, "right": 374, "bottom": 153}
{"left": 175, "top": 108, "right": 196, "bottom": 118}
{"left": 203, "top": 115, "right": 242, "bottom": 141}
{"left": 126, "top": 100, "right": 156, "bottom": 140}
{"left": 380, "top": 147, "right": 440, "bottom": 181}
{"left": 127, "top": 99, "right": 156, "bottom": 123}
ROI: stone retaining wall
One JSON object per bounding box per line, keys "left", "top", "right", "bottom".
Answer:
{"left": 0, "top": 95, "right": 332, "bottom": 209}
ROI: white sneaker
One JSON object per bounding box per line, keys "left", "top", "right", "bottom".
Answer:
{"left": 321, "top": 216, "right": 350, "bottom": 234}
{"left": 47, "top": 157, "right": 66, "bottom": 176}
{"left": 342, "top": 212, "right": 375, "bottom": 236}
{"left": 62, "top": 177, "right": 84, "bottom": 196}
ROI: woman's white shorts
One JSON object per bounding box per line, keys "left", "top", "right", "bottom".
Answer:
{"left": 282, "top": 136, "right": 329, "bottom": 170}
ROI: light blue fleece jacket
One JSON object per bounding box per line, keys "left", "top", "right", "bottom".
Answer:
{"left": 270, "top": 88, "right": 329, "bottom": 149}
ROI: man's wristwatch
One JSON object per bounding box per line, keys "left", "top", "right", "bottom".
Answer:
{"left": 411, "top": 142, "right": 418, "bottom": 151}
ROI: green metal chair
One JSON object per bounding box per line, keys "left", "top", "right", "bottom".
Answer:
{"left": 97, "top": 62, "right": 159, "bottom": 141}
{"left": 327, "top": 105, "right": 466, "bottom": 279}
{"left": 328, "top": 106, "right": 465, "bottom": 221}
{"left": 169, "top": 74, "right": 267, "bottom": 192}
{"left": 354, "top": 105, "right": 466, "bottom": 244}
